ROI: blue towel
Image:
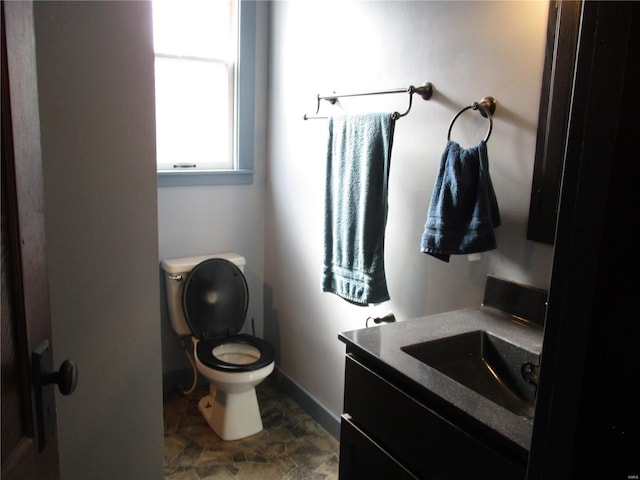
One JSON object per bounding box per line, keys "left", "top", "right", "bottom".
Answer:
{"left": 323, "top": 113, "right": 396, "bottom": 305}
{"left": 420, "top": 140, "right": 500, "bottom": 262}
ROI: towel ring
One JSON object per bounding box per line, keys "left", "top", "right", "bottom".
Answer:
{"left": 447, "top": 96, "right": 496, "bottom": 143}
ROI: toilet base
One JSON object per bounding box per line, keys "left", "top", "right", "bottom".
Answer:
{"left": 198, "top": 384, "right": 264, "bottom": 441}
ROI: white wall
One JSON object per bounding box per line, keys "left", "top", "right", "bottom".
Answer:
{"left": 34, "top": 2, "right": 164, "bottom": 479}
{"left": 265, "top": 1, "right": 554, "bottom": 418}
{"left": 157, "top": 1, "right": 270, "bottom": 376}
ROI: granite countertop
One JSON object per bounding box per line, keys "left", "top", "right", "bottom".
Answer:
{"left": 339, "top": 306, "right": 544, "bottom": 455}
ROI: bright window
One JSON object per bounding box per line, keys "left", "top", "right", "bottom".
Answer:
{"left": 152, "top": 0, "right": 255, "bottom": 185}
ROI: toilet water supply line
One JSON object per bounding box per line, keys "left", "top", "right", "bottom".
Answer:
{"left": 180, "top": 336, "right": 198, "bottom": 395}
{"left": 179, "top": 318, "right": 257, "bottom": 396}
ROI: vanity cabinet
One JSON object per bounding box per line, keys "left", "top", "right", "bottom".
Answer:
{"left": 339, "top": 353, "right": 527, "bottom": 480}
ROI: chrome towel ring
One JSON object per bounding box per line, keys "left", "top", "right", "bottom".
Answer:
{"left": 447, "top": 96, "right": 497, "bottom": 143}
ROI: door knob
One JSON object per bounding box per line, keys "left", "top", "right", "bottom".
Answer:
{"left": 42, "top": 359, "right": 78, "bottom": 396}
{"left": 32, "top": 340, "right": 78, "bottom": 450}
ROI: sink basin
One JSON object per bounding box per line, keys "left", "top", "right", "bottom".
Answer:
{"left": 401, "top": 331, "right": 537, "bottom": 419}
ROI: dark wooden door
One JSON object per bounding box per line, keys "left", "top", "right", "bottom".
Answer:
{"left": 2, "top": 1, "right": 63, "bottom": 478}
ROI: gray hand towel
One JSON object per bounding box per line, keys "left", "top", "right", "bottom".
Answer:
{"left": 323, "top": 113, "right": 396, "bottom": 305}
{"left": 421, "top": 140, "right": 500, "bottom": 262}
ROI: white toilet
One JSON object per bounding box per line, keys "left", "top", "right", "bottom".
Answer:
{"left": 161, "top": 253, "right": 275, "bottom": 441}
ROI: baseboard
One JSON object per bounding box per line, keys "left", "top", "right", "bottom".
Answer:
{"left": 270, "top": 367, "right": 341, "bottom": 439}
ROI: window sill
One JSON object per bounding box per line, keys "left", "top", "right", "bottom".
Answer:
{"left": 157, "top": 169, "right": 254, "bottom": 187}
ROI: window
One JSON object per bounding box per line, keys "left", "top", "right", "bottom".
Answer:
{"left": 152, "top": 0, "right": 255, "bottom": 185}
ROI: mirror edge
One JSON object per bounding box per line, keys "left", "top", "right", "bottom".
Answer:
{"left": 527, "top": 0, "right": 582, "bottom": 245}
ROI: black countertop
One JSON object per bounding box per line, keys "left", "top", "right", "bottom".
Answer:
{"left": 339, "top": 306, "right": 544, "bottom": 455}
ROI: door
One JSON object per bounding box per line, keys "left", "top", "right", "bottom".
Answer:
{"left": 2, "top": 2, "right": 76, "bottom": 479}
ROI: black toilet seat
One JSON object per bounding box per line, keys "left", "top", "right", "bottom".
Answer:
{"left": 196, "top": 334, "right": 275, "bottom": 372}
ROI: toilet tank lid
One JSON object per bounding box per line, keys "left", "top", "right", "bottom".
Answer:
{"left": 161, "top": 253, "right": 246, "bottom": 274}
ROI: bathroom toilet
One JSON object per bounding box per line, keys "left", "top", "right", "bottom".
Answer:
{"left": 161, "top": 253, "right": 275, "bottom": 441}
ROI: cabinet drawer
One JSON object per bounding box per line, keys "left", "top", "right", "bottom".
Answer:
{"left": 344, "top": 355, "right": 525, "bottom": 479}
{"left": 339, "top": 414, "right": 419, "bottom": 480}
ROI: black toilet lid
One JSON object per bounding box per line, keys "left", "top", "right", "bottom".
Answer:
{"left": 182, "top": 258, "right": 248, "bottom": 339}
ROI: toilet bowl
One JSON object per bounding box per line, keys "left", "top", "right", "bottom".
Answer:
{"left": 161, "top": 253, "right": 275, "bottom": 440}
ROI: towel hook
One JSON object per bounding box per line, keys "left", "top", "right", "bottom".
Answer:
{"left": 447, "top": 96, "right": 497, "bottom": 143}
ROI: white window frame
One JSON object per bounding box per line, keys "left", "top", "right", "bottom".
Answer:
{"left": 155, "top": 0, "right": 255, "bottom": 186}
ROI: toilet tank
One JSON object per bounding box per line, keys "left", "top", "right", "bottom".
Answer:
{"left": 160, "top": 253, "right": 246, "bottom": 337}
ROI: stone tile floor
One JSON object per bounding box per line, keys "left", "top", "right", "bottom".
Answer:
{"left": 163, "top": 380, "right": 340, "bottom": 479}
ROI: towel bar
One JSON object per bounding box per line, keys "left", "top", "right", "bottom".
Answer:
{"left": 303, "top": 82, "right": 434, "bottom": 120}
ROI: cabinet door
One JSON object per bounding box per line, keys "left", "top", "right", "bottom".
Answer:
{"left": 344, "top": 355, "right": 526, "bottom": 479}
{"left": 339, "top": 415, "right": 419, "bottom": 480}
